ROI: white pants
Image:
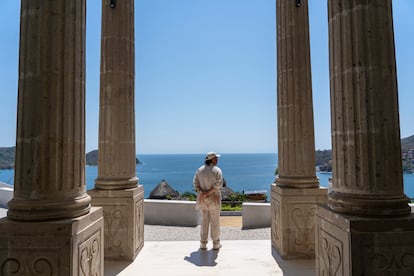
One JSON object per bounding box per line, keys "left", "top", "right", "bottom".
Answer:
{"left": 200, "top": 209, "right": 220, "bottom": 244}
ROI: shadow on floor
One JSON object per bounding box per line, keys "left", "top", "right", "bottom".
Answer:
{"left": 271, "top": 247, "right": 316, "bottom": 276}
{"left": 104, "top": 260, "right": 132, "bottom": 276}
{"left": 184, "top": 249, "right": 219, "bottom": 267}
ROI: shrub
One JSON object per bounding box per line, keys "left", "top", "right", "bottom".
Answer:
{"left": 180, "top": 191, "right": 197, "bottom": 201}
{"left": 221, "top": 203, "right": 242, "bottom": 211}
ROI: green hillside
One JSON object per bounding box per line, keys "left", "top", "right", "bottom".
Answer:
{"left": 86, "top": 150, "right": 99, "bottom": 165}
{"left": 401, "top": 135, "right": 414, "bottom": 152}
{"left": 85, "top": 150, "right": 141, "bottom": 166}
{"left": 316, "top": 134, "right": 414, "bottom": 172}
{"left": 315, "top": 150, "right": 332, "bottom": 166}
{"left": 0, "top": 147, "right": 15, "bottom": 169}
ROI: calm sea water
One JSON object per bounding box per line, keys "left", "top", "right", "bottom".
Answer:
{"left": 1, "top": 153, "right": 414, "bottom": 199}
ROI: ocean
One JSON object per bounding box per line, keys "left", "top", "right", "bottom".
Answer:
{"left": 1, "top": 153, "right": 414, "bottom": 199}
{"left": 88, "top": 153, "right": 279, "bottom": 198}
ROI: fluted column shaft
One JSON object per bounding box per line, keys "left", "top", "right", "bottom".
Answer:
{"left": 276, "top": 0, "right": 318, "bottom": 188}
{"left": 7, "top": 0, "right": 91, "bottom": 221}
{"left": 327, "top": 0, "right": 410, "bottom": 216}
{"left": 95, "top": 0, "right": 138, "bottom": 189}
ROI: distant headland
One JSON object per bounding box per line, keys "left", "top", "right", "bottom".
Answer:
{"left": 316, "top": 134, "right": 414, "bottom": 173}
{"left": 1, "top": 134, "right": 413, "bottom": 172}
{"left": 0, "top": 148, "right": 141, "bottom": 169}
{"left": 85, "top": 150, "right": 141, "bottom": 166}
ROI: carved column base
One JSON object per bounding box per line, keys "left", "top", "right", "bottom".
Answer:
{"left": 89, "top": 185, "right": 144, "bottom": 261}
{"left": 327, "top": 191, "right": 410, "bottom": 217}
{"left": 271, "top": 184, "right": 327, "bottom": 259}
{"left": 315, "top": 204, "right": 414, "bottom": 275}
{"left": 0, "top": 207, "right": 104, "bottom": 276}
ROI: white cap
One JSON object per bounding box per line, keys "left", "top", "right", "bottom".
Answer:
{"left": 205, "top": 152, "right": 221, "bottom": 161}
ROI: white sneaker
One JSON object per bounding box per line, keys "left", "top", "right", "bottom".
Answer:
{"left": 213, "top": 243, "right": 222, "bottom": 250}
{"left": 200, "top": 242, "right": 207, "bottom": 250}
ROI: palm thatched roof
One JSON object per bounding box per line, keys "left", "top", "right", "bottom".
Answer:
{"left": 221, "top": 186, "right": 235, "bottom": 201}
{"left": 149, "top": 179, "right": 179, "bottom": 199}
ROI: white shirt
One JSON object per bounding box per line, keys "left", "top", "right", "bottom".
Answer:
{"left": 193, "top": 164, "right": 223, "bottom": 210}
{"left": 194, "top": 164, "right": 223, "bottom": 191}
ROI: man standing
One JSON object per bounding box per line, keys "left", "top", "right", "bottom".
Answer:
{"left": 193, "top": 152, "right": 224, "bottom": 250}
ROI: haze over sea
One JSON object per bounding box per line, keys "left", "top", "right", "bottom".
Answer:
{"left": 1, "top": 153, "right": 414, "bottom": 199}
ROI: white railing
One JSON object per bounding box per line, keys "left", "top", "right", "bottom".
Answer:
{"left": 242, "top": 202, "right": 271, "bottom": 229}
{"left": 143, "top": 199, "right": 271, "bottom": 228}
{"left": 0, "top": 189, "right": 412, "bottom": 226}
{"left": 144, "top": 199, "right": 201, "bottom": 226}
{"left": 0, "top": 182, "right": 13, "bottom": 208}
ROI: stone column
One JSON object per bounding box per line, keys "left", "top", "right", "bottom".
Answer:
{"left": 0, "top": 1, "right": 104, "bottom": 274}
{"left": 88, "top": 0, "right": 144, "bottom": 261}
{"left": 276, "top": 0, "right": 318, "bottom": 189}
{"left": 96, "top": 0, "right": 137, "bottom": 192}
{"left": 316, "top": 1, "right": 414, "bottom": 275}
{"left": 271, "top": 0, "right": 327, "bottom": 259}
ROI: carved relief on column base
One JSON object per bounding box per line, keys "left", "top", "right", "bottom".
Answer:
{"left": 271, "top": 184, "right": 327, "bottom": 259}
{"left": 316, "top": 204, "right": 414, "bottom": 276}
{"left": 89, "top": 185, "right": 144, "bottom": 261}
{"left": 0, "top": 207, "right": 104, "bottom": 276}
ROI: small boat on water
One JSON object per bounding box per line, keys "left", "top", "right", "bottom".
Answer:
{"left": 244, "top": 190, "right": 268, "bottom": 202}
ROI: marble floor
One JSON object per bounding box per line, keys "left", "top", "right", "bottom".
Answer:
{"left": 105, "top": 240, "right": 316, "bottom": 276}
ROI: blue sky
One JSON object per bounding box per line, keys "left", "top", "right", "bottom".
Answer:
{"left": 0, "top": 0, "right": 413, "bottom": 154}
